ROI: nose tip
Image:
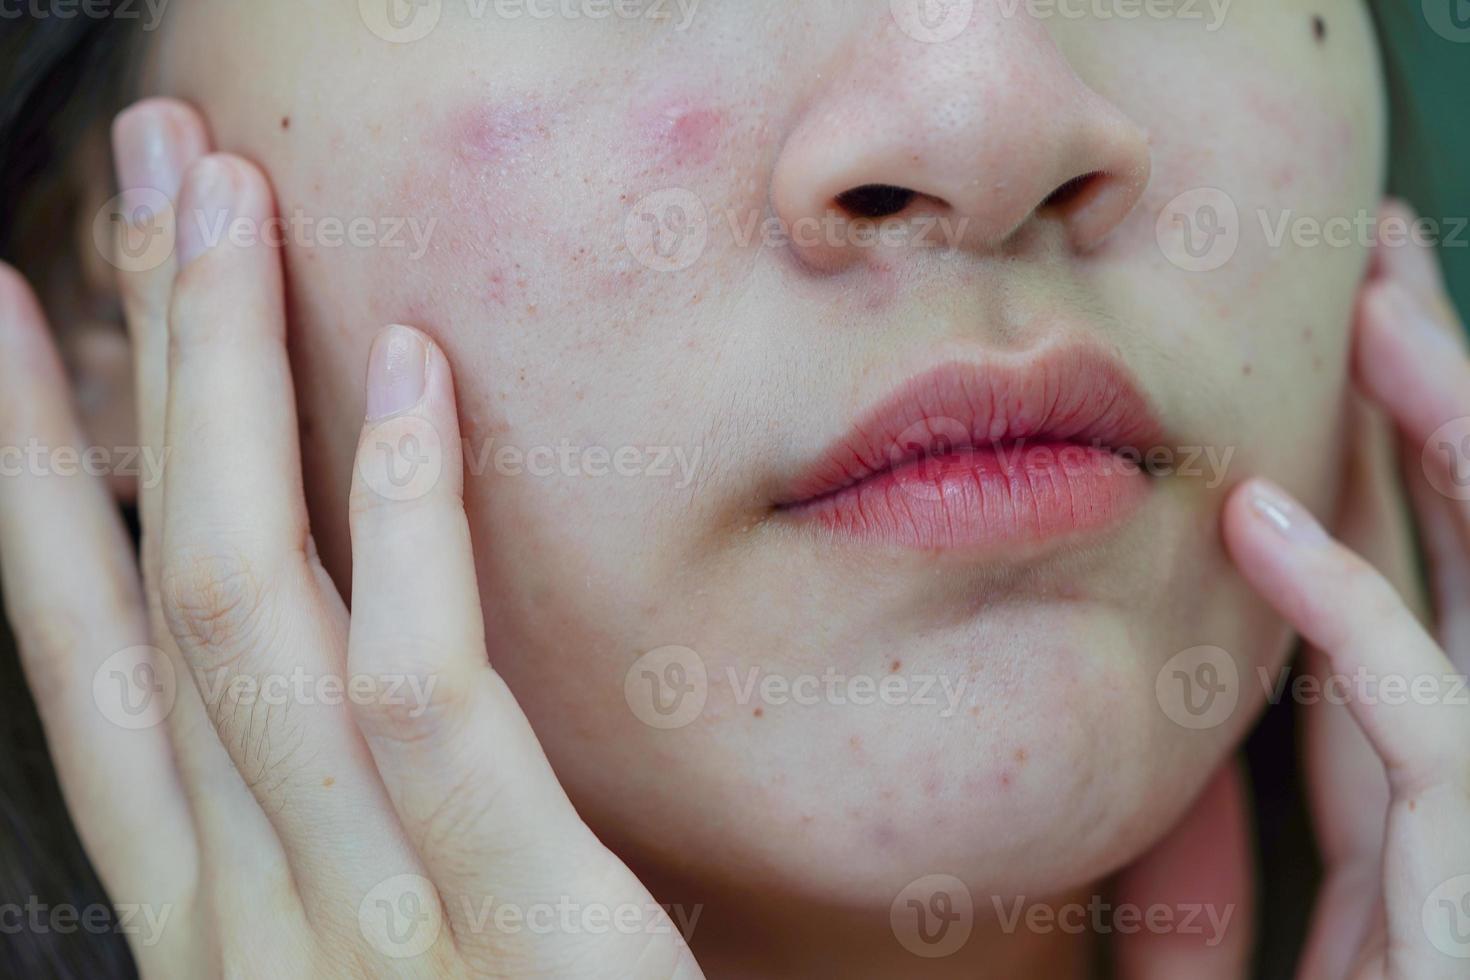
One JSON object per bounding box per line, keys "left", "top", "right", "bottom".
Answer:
{"left": 770, "top": 15, "right": 1153, "bottom": 274}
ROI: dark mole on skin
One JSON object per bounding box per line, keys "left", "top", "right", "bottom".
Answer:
{"left": 281, "top": 116, "right": 291, "bottom": 131}
{"left": 1313, "top": 15, "right": 1327, "bottom": 43}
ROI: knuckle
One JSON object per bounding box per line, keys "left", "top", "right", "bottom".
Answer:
{"left": 416, "top": 769, "right": 504, "bottom": 864}
{"left": 159, "top": 544, "right": 275, "bottom": 668}
{"left": 349, "top": 639, "right": 473, "bottom": 747}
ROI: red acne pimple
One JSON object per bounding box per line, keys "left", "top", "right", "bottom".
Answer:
{"left": 450, "top": 101, "right": 553, "bottom": 165}
{"left": 640, "top": 98, "right": 724, "bottom": 169}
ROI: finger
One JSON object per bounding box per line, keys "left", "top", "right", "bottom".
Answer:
{"left": 1296, "top": 648, "right": 1385, "bottom": 980}
{"left": 1355, "top": 217, "right": 1470, "bottom": 659}
{"left": 1356, "top": 278, "right": 1467, "bottom": 448}
{"left": 1112, "top": 759, "right": 1253, "bottom": 980}
{"left": 1226, "top": 479, "right": 1470, "bottom": 979}
{"left": 1372, "top": 199, "right": 1452, "bottom": 312}
{"left": 1296, "top": 404, "right": 1399, "bottom": 979}
{"left": 160, "top": 155, "right": 421, "bottom": 905}
{"left": 1225, "top": 479, "right": 1468, "bottom": 795}
{"left": 347, "top": 327, "right": 617, "bottom": 935}
{"left": 1402, "top": 448, "right": 1470, "bottom": 659}
{"left": 0, "top": 266, "right": 197, "bottom": 925}
{"left": 112, "top": 98, "right": 208, "bottom": 591}
{"left": 111, "top": 97, "right": 266, "bottom": 851}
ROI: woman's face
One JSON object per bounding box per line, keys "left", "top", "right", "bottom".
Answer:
{"left": 140, "top": 0, "right": 1383, "bottom": 906}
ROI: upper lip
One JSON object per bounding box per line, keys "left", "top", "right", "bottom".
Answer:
{"left": 776, "top": 346, "right": 1165, "bottom": 508}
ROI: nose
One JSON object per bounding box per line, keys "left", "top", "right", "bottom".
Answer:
{"left": 771, "top": 6, "right": 1152, "bottom": 273}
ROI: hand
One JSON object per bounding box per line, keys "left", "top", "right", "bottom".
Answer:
{"left": 0, "top": 99, "right": 702, "bottom": 979}
{"left": 1224, "top": 200, "right": 1470, "bottom": 980}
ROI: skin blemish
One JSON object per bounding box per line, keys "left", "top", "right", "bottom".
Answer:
{"left": 280, "top": 116, "right": 291, "bottom": 131}
{"left": 752, "top": 707, "right": 764, "bottom": 718}
{"left": 889, "top": 659, "right": 902, "bottom": 673}
{"left": 865, "top": 262, "right": 899, "bottom": 311}
{"left": 638, "top": 97, "right": 725, "bottom": 169}
{"left": 1312, "top": 15, "right": 1327, "bottom": 43}
{"left": 450, "top": 100, "right": 554, "bottom": 165}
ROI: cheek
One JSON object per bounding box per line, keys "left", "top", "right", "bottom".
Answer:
{"left": 371, "top": 89, "right": 756, "bottom": 325}
{"left": 634, "top": 95, "right": 727, "bottom": 171}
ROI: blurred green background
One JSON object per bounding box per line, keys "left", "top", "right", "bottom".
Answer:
{"left": 1377, "top": 1, "right": 1469, "bottom": 315}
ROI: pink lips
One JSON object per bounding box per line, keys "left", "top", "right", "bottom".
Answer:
{"left": 776, "top": 349, "right": 1164, "bottom": 552}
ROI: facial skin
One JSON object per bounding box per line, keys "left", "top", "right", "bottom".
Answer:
{"left": 121, "top": 1, "right": 1384, "bottom": 972}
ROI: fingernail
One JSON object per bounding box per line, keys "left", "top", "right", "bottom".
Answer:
{"left": 366, "top": 325, "right": 428, "bottom": 420}
{"left": 113, "top": 103, "right": 187, "bottom": 215}
{"left": 175, "top": 157, "right": 235, "bottom": 269}
{"left": 1248, "top": 480, "right": 1328, "bottom": 544}
{"left": 1383, "top": 282, "right": 1461, "bottom": 357}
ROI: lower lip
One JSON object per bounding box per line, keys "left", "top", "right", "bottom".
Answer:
{"left": 783, "top": 440, "right": 1150, "bottom": 551}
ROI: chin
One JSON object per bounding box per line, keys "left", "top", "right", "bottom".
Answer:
{"left": 523, "top": 605, "right": 1251, "bottom": 911}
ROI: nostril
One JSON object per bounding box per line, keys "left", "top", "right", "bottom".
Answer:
{"left": 835, "top": 184, "right": 918, "bottom": 219}
{"left": 1041, "top": 171, "right": 1103, "bottom": 211}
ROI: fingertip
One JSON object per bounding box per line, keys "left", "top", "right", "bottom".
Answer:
{"left": 0, "top": 263, "right": 61, "bottom": 371}
{"left": 0, "top": 261, "right": 40, "bottom": 323}
{"left": 112, "top": 98, "right": 211, "bottom": 204}
{"left": 1228, "top": 477, "right": 1329, "bottom": 546}
{"left": 174, "top": 153, "right": 278, "bottom": 271}
{"left": 1373, "top": 198, "right": 1447, "bottom": 295}
{"left": 351, "top": 324, "right": 462, "bottom": 517}
{"left": 365, "top": 324, "right": 431, "bottom": 422}
{"left": 1354, "top": 279, "right": 1469, "bottom": 446}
